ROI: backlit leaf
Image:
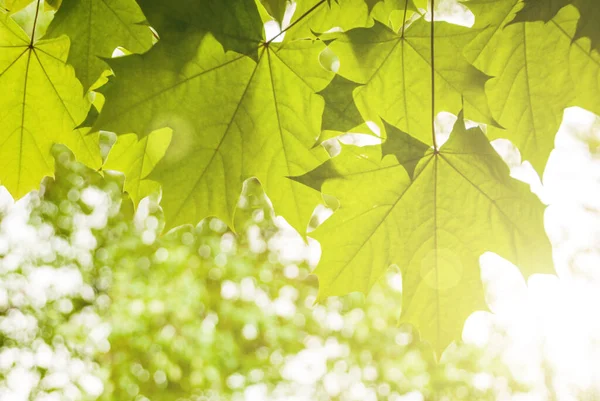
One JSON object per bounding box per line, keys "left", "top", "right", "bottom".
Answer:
{"left": 0, "top": 13, "right": 100, "bottom": 197}
{"left": 260, "top": 0, "right": 289, "bottom": 24}
{"left": 297, "top": 114, "right": 553, "bottom": 355}
{"left": 464, "top": 0, "right": 597, "bottom": 175}
{"left": 0, "top": 0, "right": 32, "bottom": 13}
{"left": 329, "top": 18, "right": 497, "bottom": 144}
{"left": 136, "top": 0, "right": 264, "bottom": 57}
{"left": 45, "top": 0, "right": 153, "bottom": 90}
{"left": 95, "top": 27, "right": 333, "bottom": 233}
{"left": 318, "top": 74, "right": 364, "bottom": 133}
{"left": 103, "top": 128, "right": 173, "bottom": 205}
{"left": 511, "top": 0, "right": 600, "bottom": 53}
{"left": 283, "top": 0, "right": 372, "bottom": 40}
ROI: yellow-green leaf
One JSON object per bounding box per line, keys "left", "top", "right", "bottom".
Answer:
{"left": 95, "top": 32, "right": 333, "bottom": 233}
{"left": 103, "top": 128, "right": 172, "bottom": 205}
{"left": 45, "top": 0, "right": 153, "bottom": 91}
{"left": 464, "top": 0, "right": 594, "bottom": 175}
{"left": 284, "top": 0, "right": 372, "bottom": 40}
{"left": 296, "top": 115, "right": 552, "bottom": 355}
{"left": 329, "top": 18, "right": 497, "bottom": 145}
{"left": 0, "top": 0, "right": 32, "bottom": 13}
{"left": 511, "top": 0, "right": 600, "bottom": 53}
{"left": 0, "top": 13, "right": 100, "bottom": 197}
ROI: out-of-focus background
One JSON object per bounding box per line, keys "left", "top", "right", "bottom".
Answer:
{"left": 1, "top": 106, "right": 599, "bottom": 401}
{"left": 2, "top": 2, "right": 600, "bottom": 401}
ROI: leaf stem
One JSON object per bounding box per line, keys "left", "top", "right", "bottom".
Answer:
{"left": 400, "top": 0, "right": 410, "bottom": 37}
{"left": 266, "top": 0, "right": 327, "bottom": 44}
{"left": 29, "top": 0, "right": 42, "bottom": 46}
{"left": 430, "top": 0, "right": 437, "bottom": 152}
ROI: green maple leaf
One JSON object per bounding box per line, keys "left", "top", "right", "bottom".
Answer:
{"left": 296, "top": 114, "right": 553, "bottom": 355}
{"left": 0, "top": 12, "right": 100, "bottom": 197}
{"left": 103, "top": 128, "right": 172, "bottom": 205}
{"left": 318, "top": 74, "right": 364, "bottom": 133}
{"left": 260, "top": 0, "right": 289, "bottom": 24}
{"left": 369, "top": 0, "right": 419, "bottom": 29}
{"left": 8, "top": 0, "right": 54, "bottom": 40}
{"left": 511, "top": 0, "right": 600, "bottom": 53}
{"left": 380, "top": 119, "right": 429, "bottom": 177}
{"left": 136, "top": 0, "right": 264, "bottom": 58}
{"left": 463, "top": 0, "right": 598, "bottom": 175}
{"left": 328, "top": 17, "right": 497, "bottom": 145}
{"left": 0, "top": 0, "right": 575, "bottom": 358}
{"left": 0, "top": 0, "right": 32, "bottom": 13}
{"left": 284, "top": 0, "right": 372, "bottom": 40}
{"left": 95, "top": 24, "right": 334, "bottom": 232}
{"left": 551, "top": 6, "right": 600, "bottom": 122}
{"left": 45, "top": 0, "right": 61, "bottom": 10}
{"left": 45, "top": 0, "right": 153, "bottom": 91}
{"left": 365, "top": 0, "right": 381, "bottom": 11}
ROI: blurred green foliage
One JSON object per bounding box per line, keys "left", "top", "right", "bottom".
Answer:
{"left": 0, "top": 146, "right": 526, "bottom": 401}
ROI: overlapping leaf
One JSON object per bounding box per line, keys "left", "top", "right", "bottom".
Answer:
{"left": 328, "top": 16, "right": 497, "bottom": 144}
{"left": 45, "top": 0, "right": 153, "bottom": 90}
{"left": 260, "top": 0, "right": 289, "bottom": 24}
{"left": 552, "top": 6, "right": 600, "bottom": 120}
{"left": 365, "top": 0, "right": 381, "bottom": 11}
{"left": 369, "top": 0, "right": 418, "bottom": 28}
{"left": 136, "top": 0, "right": 264, "bottom": 57}
{"left": 103, "top": 128, "right": 172, "bottom": 205}
{"left": 511, "top": 0, "right": 599, "bottom": 53}
{"left": 284, "top": 0, "right": 372, "bottom": 40}
{"left": 318, "top": 74, "right": 363, "bottom": 133}
{"left": 0, "top": 0, "right": 31, "bottom": 13}
{"left": 0, "top": 12, "right": 100, "bottom": 197}
{"left": 296, "top": 115, "right": 553, "bottom": 354}
{"left": 463, "top": 0, "right": 600, "bottom": 175}
{"left": 2, "top": 0, "right": 590, "bottom": 354}
{"left": 95, "top": 0, "right": 347, "bottom": 233}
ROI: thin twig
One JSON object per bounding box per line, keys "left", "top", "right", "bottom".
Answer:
{"left": 400, "top": 0, "right": 410, "bottom": 37}
{"left": 430, "top": 0, "right": 437, "bottom": 151}
{"left": 29, "top": 0, "right": 42, "bottom": 46}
